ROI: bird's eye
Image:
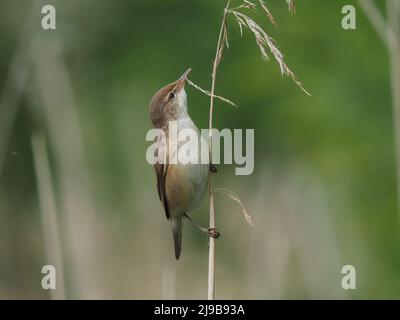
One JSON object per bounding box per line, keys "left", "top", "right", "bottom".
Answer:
{"left": 168, "top": 91, "right": 176, "bottom": 100}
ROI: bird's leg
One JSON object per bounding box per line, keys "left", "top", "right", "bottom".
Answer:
{"left": 209, "top": 163, "right": 218, "bottom": 173}
{"left": 184, "top": 213, "right": 220, "bottom": 239}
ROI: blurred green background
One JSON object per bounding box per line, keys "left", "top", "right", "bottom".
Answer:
{"left": 0, "top": 0, "right": 399, "bottom": 299}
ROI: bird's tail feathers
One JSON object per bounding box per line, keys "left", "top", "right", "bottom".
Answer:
{"left": 171, "top": 217, "right": 183, "bottom": 260}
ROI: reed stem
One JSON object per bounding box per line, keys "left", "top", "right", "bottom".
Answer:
{"left": 207, "top": 0, "right": 231, "bottom": 301}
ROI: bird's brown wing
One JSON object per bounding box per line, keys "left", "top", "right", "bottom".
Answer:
{"left": 155, "top": 162, "right": 169, "bottom": 220}
{"left": 154, "top": 132, "right": 170, "bottom": 220}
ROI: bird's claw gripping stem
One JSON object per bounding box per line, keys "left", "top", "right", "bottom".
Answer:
{"left": 208, "top": 227, "right": 220, "bottom": 239}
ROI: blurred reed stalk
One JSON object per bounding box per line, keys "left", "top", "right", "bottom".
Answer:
{"left": 358, "top": 0, "right": 400, "bottom": 221}
{"left": 246, "top": 165, "right": 346, "bottom": 298}
{"left": 0, "top": 1, "right": 41, "bottom": 181}
{"left": 31, "top": 133, "right": 66, "bottom": 300}
{"left": 387, "top": 0, "right": 400, "bottom": 223}
{"left": 207, "top": 0, "right": 308, "bottom": 299}
{"left": 34, "top": 37, "right": 105, "bottom": 298}
{"left": 162, "top": 266, "right": 176, "bottom": 299}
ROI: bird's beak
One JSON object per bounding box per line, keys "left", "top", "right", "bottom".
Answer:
{"left": 176, "top": 68, "right": 191, "bottom": 92}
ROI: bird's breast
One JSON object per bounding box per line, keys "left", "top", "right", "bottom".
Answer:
{"left": 166, "top": 162, "right": 208, "bottom": 215}
{"left": 162, "top": 117, "right": 209, "bottom": 215}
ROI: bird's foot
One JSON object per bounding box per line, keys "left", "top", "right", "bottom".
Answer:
{"left": 209, "top": 163, "right": 218, "bottom": 173}
{"left": 185, "top": 213, "right": 220, "bottom": 239}
{"left": 207, "top": 227, "right": 220, "bottom": 239}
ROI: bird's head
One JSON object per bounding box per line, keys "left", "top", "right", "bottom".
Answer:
{"left": 149, "top": 68, "right": 191, "bottom": 128}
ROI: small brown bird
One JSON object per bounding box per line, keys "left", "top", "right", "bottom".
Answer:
{"left": 149, "top": 69, "right": 219, "bottom": 260}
